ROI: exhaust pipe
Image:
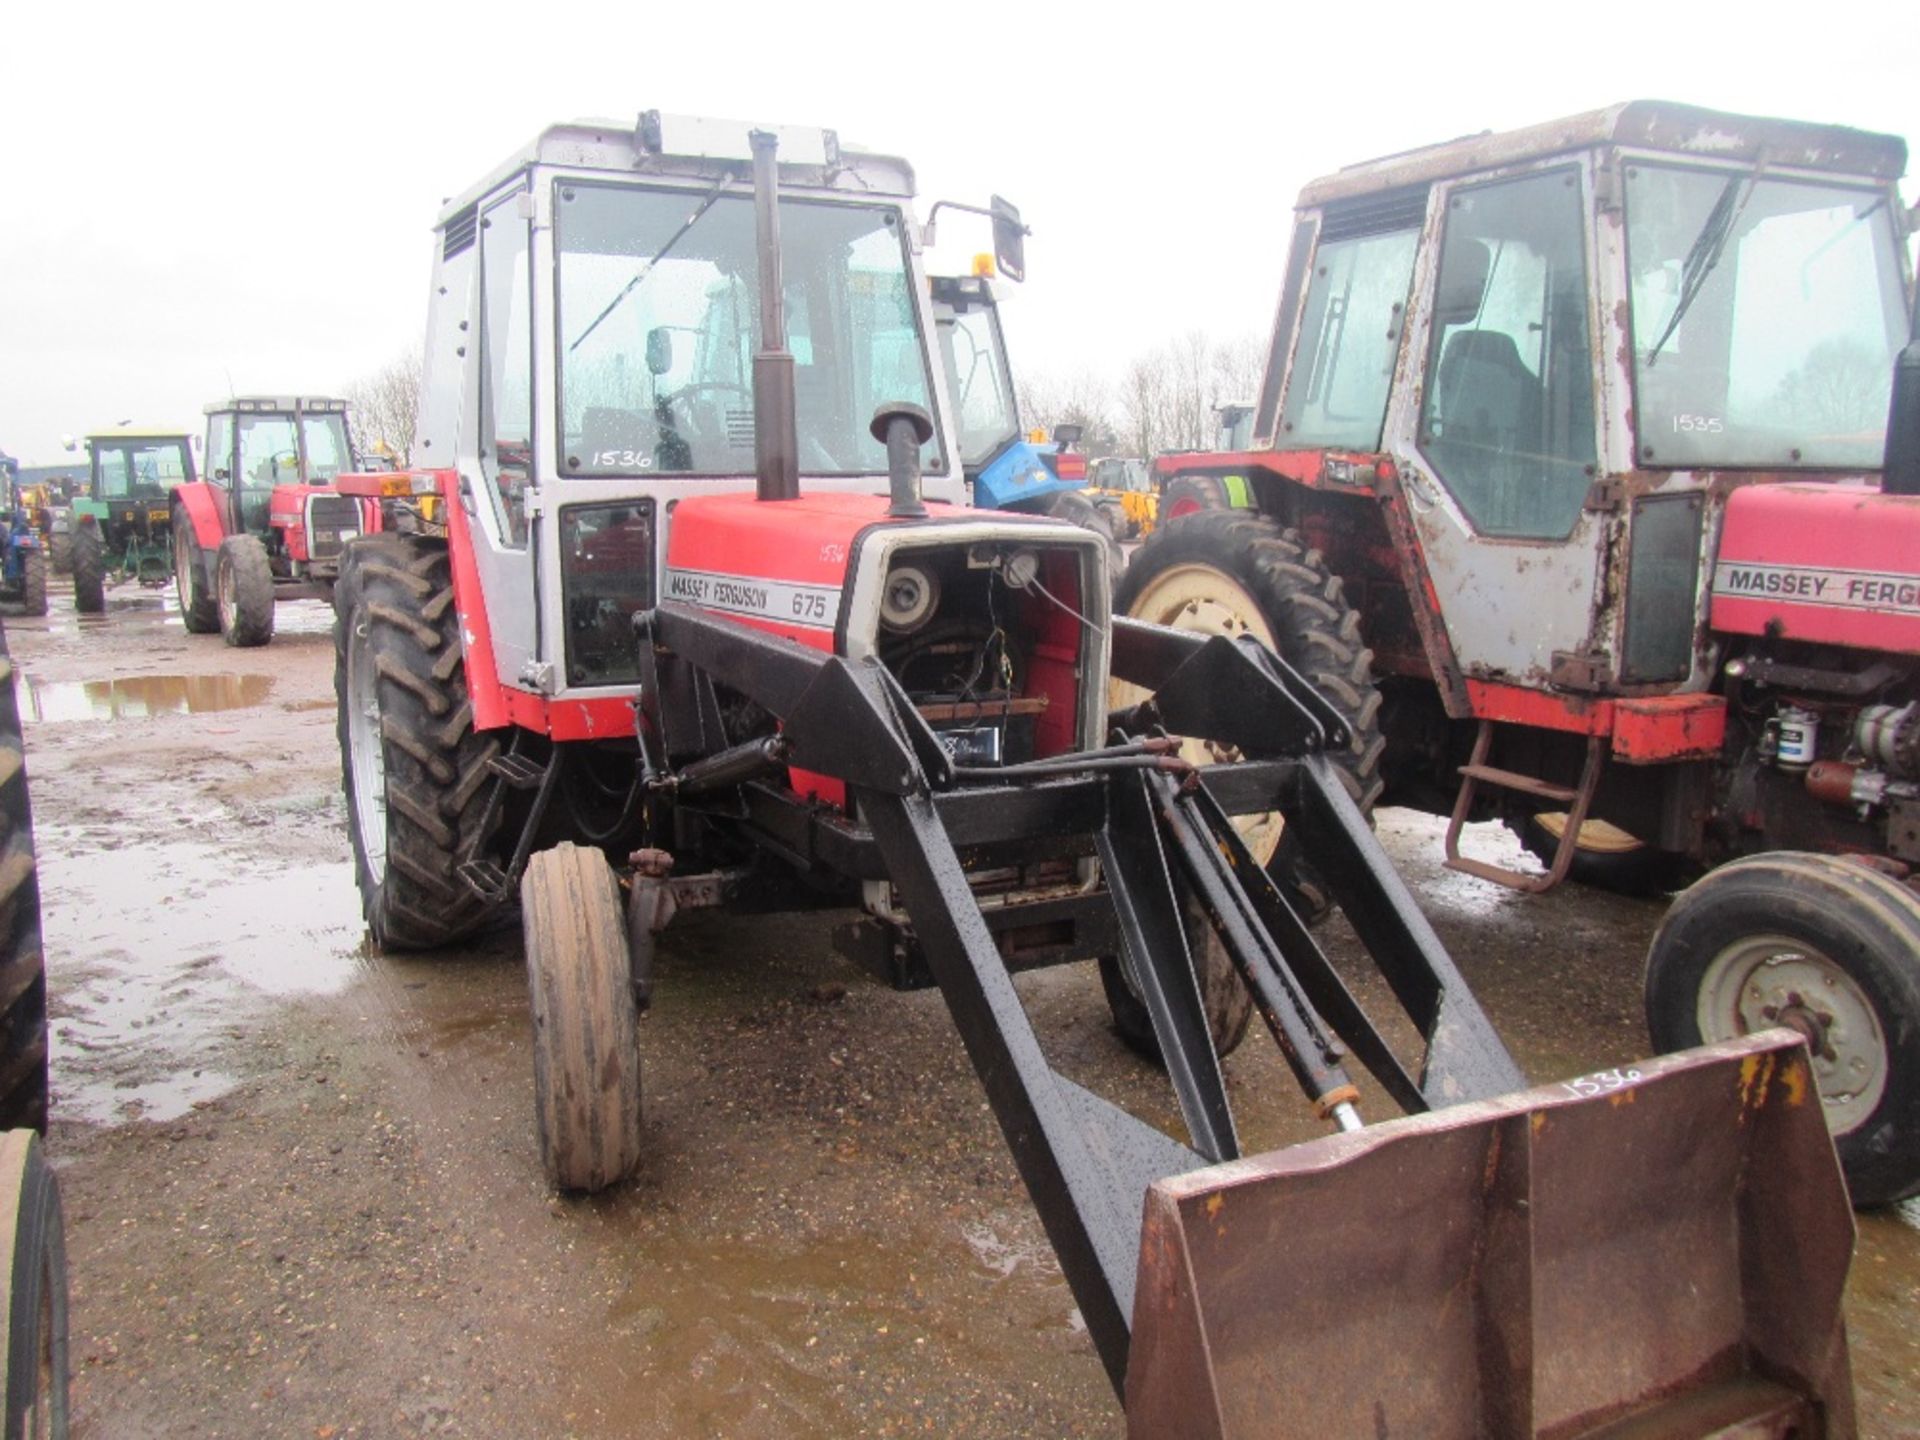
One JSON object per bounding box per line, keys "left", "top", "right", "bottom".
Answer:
{"left": 749, "top": 129, "right": 800, "bottom": 502}
{"left": 871, "top": 403, "right": 933, "bottom": 518}
{"left": 1885, "top": 328, "right": 1920, "bottom": 496}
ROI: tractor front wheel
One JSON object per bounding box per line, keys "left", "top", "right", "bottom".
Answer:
{"left": 0, "top": 1132, "right": 67, "bottom": 1439}
{"left": 16, "top": 554, "right": 45, "bottom": 620}
{"left": 334, "top": 534, "right": 502, "bottom": 950}
{"left": 0, "top": 619, "right": 47, "bottom": 1133}
{"left": 215, "top": 535, "right": 274, "bottom": 647}
{"left": 69, "top": 527, "right": 103, "bottom": 616}
{"left": 1645, "top": 851, "right": 1920, "bottom": 1208}
{"left": 172, "top": 516, "right": 218, "bottom": 635}
{"left": 522, "top": 843, "right": 643, "bottom": 1192}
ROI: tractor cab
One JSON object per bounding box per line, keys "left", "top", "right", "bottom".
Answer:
{"left": 200, "top": 397, "right": 357, "bottom": 539}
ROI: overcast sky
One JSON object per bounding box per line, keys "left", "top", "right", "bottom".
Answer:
{"left": 3, "top": 0, "right": 1915, "bottom": 464}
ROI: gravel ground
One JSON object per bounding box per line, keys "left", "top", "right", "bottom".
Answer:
{"left": 9, "top": 579, "right": 1916, "bottom": 1438}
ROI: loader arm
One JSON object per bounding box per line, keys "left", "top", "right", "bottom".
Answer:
{"left": 639, "top": 598, "right": 1856, "bottom": 1433}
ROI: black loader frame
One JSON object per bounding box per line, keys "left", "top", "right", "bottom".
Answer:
{"left": 630, "top": 600, "right": 1851, "bottom": 1433}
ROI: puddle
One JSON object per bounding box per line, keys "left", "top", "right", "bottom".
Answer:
{"left": 20, "top": 673, "right": 274, "bottom": 723}
{"left": 41, "top": 836, "right": 366, "bottom": 1125}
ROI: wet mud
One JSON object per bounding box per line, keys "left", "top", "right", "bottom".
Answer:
{"left": 12, "top": 572, "right": 1917, "bottom": 1438}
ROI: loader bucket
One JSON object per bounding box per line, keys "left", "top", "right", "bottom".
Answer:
{"left": 1127, "top": 1032, "right": 1855, "bottom": 1440}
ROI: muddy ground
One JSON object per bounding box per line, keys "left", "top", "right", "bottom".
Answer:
{"left": 8, "top": 578, "right": 1917, "bottom": 1438}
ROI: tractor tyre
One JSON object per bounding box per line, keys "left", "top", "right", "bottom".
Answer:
{"left": 1094, "top": 495, "right": 1132, "bottom": 541}
{"left": 335, "top": 534, "right": 502, "bottom": 951}
{"left": 68, "top": 528, "right": 103, "bottom": 617}
{"left": 1160, "top": 473, "right": 1235, "bottom": 523}
{"left": 1099, "top": 908, "right": 1254, "bottom": 1063}
{"left": 215, "top": 535, "right": 275, "bottom": 648}
{"left": 46, "top": 533, "right": 70, "bottom": 579}
{"left": 522, "top": 843, "right": 642, "bottom": 1192}
{"left": 1038, "top": 489, "right": 1126, "bottom": 581}
{"left": 1104, "top": 511, "right": 1384, "bottom": 1060}
{"left": 172, "top": 515, "right": 218, "bottom": 635}
{"left": 0, "top": 1132, "right": 67, "bottom": 1439}
{"left": 1511, "top": 811, "right": 1696, "bottom": 896}
{"left": 16, "top": 555, "right": 45, "bottom": 621}
{"left": 0, "top": 623, "right": 46, "bottom": 1135}
{"left": 1645, "top": 851, "right": 1920, "bottom": 1208}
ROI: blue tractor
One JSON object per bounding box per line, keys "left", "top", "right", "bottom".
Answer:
{"left": 0, "top": 456, "right": 46, "bottom": 618}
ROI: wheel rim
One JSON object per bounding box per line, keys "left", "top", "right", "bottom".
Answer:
{"left": 1113, "top": 562, "right": 1282, "bottom": 864}
{"left": 1534, "top": 811, "right": 1645, "bottom": 855}
{"left": 217, "top": 555, "right": 237, "bottom": 632}
{"left": 344, "top": 614, "right": 389, "bottom": 883}
{"left": 173, "top": 525, "right": 192, "bottom": 613}
{"left": 1696, "top": 933, "right": 1888, "bottom": 1134}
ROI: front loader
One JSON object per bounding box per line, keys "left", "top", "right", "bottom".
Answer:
{"left": 1126, "top": 102, "right": 1920, "bottom": 1208}
{"left": 334, "top": 111, "right": 1860, "bottom": 1435}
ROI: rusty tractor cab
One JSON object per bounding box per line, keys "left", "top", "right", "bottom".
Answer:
{"left": 1122, "top": 101, "right": 1920, "bottom": 1206}
{"left": 333, "top": 111, "right": 1859, "bottom": 1434}
{"left": 171, "top": 397, "right": 377, "bottom": 647}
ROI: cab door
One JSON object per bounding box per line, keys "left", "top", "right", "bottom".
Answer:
{"left": 1386, "top": 162, "right": 1609, "bottom": 691}
{"left": 204, "top": 411, "right": 237, "bottom": 535}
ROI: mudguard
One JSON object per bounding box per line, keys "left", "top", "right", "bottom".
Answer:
{"left": 170, "top": 482, "right": 226, "bottom": 551}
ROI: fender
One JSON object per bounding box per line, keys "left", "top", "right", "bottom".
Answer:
{"left": 972, "top": 439, "right": 1084, "bottom": 512}
{"left": 170, "top": 481, "right": 227, "bottom": 551}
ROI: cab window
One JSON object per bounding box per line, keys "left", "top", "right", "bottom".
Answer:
{"left": 1418, "top": 167, "right": 1597, "bottom": 539}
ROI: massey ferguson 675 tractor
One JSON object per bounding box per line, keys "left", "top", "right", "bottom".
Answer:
{"left": 171, "top": 396, "right": 378, "bottom": 646}
{"left": 333, "top": 113, "right": 1863, "bottom": 1434}
{"left": 1128, "top": 101, "right": 1920, "bottom": 1207}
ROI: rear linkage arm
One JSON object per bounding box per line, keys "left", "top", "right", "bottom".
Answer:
{"left": 635, "top": 601, "right": 1523, "bottom": 1394}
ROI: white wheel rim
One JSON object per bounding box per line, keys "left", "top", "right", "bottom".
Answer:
{"left": 1113, "top": 562, "right": 1282, "bottom": 865}
{"left": 173, "top": 526, "right": 192, "bottom": 612}
{"left": 344, "top": 615, "right": 389, "bottom": 883}
{"left": 217, "top": 556, "right": 236, "bottom": 632}
{"left": 1696, "top": 933, "right": 1888, "bottom": 1134}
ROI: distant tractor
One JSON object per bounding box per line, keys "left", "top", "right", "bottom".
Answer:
{"left": 171, "top": 397, "right": 379, "bottom": 646}
{"left": 0, "top": 458, "right": 45, "bottom": 618}
{"left": 1084, "top": 456, "right": 1158, "bottom": 539}
{"left": 67, "top": 431, "right": 194, "bottom": 614}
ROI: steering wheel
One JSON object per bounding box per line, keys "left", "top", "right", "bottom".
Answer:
{"left": 659, "top": 383, "right": 752, "bottom": 442}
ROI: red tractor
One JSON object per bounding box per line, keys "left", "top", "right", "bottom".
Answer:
{"left": 1130, "top": 101, "right": 1920, "bottom": 1205}
{"left": 170, "top": 396, "right": 380, "bottom": 646}
{"left": 332, "top": 112, "right": 1861, "bottom": 1431}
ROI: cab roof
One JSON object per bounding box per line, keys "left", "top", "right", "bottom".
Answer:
{"left": 203, "top": 396, "right": 349, "bottom": 415}
{"left": 85, "top": 430, "right": 191, "bottom": 443}
{"left": 1299, "top": 100, "right": 1908, "bottom": 208}
{"left": 435, "top": 112, "right": 918, "bottom": 229}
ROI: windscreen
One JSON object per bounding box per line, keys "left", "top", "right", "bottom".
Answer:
{"left": 936, "top": 305, "right": 1020, "bottom": 469}
{"left": 556, "top": 181, "right": 943, "bottom": 478}
{"left": 1625, "top": 166, "right": 1909, "bottom": 468}
{"left": 92, "top": 440, "right": 190, "bottom": 498}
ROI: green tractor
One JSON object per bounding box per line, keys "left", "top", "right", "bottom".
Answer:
{"left": 65, "top": 431, "right": 195, "bottom": 613}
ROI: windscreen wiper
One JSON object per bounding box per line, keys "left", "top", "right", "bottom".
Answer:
{"left": 1645, "top": 170, "right": 1756, "bottom": 368}
{"left": 568, "top": 174, "right": 732, "bottom": 354}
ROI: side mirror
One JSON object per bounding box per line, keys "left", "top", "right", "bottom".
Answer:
{"left": 214, "top": 467, "right": 230, "bottom": 482}
{"left": 646, "top": 326, "right": 674, "bottom": 376}
{"left": 190, "top": 434, "right": 202, "bottom": 453}
{"left": 60, "top": 435, "right": 76, "bottom": 453}
{"left": 990, "top": 196, "right": 1027, "bottom": 285}
{"left": 1052, "top": 423, "right": 1084, "bottom": 449}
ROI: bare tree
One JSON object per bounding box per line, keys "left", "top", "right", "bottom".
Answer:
{"left": 1022, "top": 369, "right": 1121, "bottom": 453}
{"left": 345, "top": 348, "right": 423, "bottom": 467}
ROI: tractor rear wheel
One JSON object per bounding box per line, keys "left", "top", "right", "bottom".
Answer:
{"left": 16, "top": 555, "right": 44, "bottom": 620}
{"left": 172, "top": 516, "right": 218, "bottom": 635}
{"left": 1645, "top": 851, "right": 1920, "bottom": 1208}
{"left": 334, "top": 534, "right": 502, "bottom": 950}
{"left": 1512, "top": 811, "right": 1695, "bottom": 895}
{"left": 215, "top": 535, "right": 274, "bottom": 647}
{"left": 522, "top": 843, "right": 642, "bottom": 1192}
{"left": 0, "top": 1132, "right": 67, "bottom": 1439}
{"left": 1038, "top": 489, "right": 1126, "bottom": 579}
{"left": 69, "top": 527, "right": 103, "bottom": 616}
{"left": 1160, "top": 474, "right": 1234, "bottom": 522}
{"left": 0, "top": 621, "right": 47, "bottom": 1134}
